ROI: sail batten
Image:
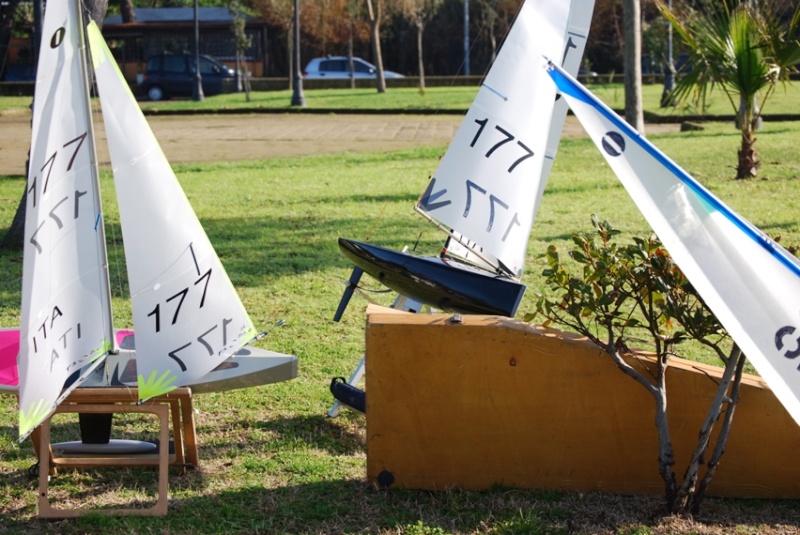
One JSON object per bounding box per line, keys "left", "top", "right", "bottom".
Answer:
{"left": 548, "top": 62, "right": 800, "bottom": 426}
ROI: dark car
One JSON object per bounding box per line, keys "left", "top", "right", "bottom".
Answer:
{"left": 141, "top": 53, "right": 235, "bottom": 101}
{"left": 3, "top": 64, "right": 35, "bottom": 81}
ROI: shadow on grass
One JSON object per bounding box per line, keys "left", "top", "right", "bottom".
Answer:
{"left": 94, "top": 208, "right": 438, "bottom": 287}
{"left": 11, "top": 479, "right": 800, "bottom": 535}
{"left": 254, "top": 414, "right": 365, "bottom": 457}
{"left": 191, "top": 410, "right": 366, "bottom": 462}
{"left": 4, "top": 408, "right": 800, "bottom": 534}
{"left": 177, "top": 214, "right": 440, "bottom": 284}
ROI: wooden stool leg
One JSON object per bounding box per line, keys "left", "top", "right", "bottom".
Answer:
{"left": 168, "top": 399, "right": 185, "bottom": 472}
{"left": 154, "top": 404, "right": 169, "bottom": 515}
{"left": 37, "top": 418, "right": 53, "bottom": 513}
{"left": 180, "top": 392, "right": 199, "bottom": 467}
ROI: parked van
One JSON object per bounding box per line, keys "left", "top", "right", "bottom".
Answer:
{"left": 141, "top": 53, "right": 235, "bottom": 101}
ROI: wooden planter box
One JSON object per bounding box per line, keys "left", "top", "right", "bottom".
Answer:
{"left": 364, "top": 305, "right": 800, "bottom": 498}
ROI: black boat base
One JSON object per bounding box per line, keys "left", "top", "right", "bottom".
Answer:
{"left": 337, "top": 238, "right": 525, "bottom": 317}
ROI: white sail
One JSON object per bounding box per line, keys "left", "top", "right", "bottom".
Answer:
{"left": 537, "top": 0, "right": 595, "bottom": 218}
{"left": 17, "top": 0, "right": 114, "bottom": 440}
{"left": 86, "top": 23, "right": 258, "bottom": 401}
{"left": 417, "top": 0, "right": 594, "bottom": 278}
{"left": 548, "top": 63, "right": 800, "bottom": 426}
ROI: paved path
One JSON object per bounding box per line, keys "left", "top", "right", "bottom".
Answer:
{"left": 0, "top": 110, "right": 678, "bottom": 176}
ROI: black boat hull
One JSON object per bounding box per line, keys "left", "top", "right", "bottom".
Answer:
{"left": 338, "top": 238, "right": 525, "bottom": 317}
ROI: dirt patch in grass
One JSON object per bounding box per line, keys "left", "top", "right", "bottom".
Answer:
{"left": 0, "top": 111, "right": 680, "bottom": 176}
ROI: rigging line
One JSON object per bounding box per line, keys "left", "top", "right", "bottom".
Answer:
{"left": 363, "top": 198, "right": 389, "bottom": 242}
{"left": 88, "top": 56, "right": 128, "bottom": 330}
{"left": 448, "top": 0, "right": 504, "bottom": 89}
{"left": 77, "top": 0, "right": 127, "bottom": 328}
{"left": 364, "top": 0, "right": 506, "bottom": 251}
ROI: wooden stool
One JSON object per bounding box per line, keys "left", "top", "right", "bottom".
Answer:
{"left": 33, "top": 387, "right": 198, "bottom": 518}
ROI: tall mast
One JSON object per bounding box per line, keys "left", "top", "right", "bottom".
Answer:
{"left": 74, "top": 0, "right": 116, "bottom": 349}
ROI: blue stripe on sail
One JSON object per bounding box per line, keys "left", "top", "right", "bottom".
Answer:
{"left": 546, "top": 61, "right": 800, "bottom": 280}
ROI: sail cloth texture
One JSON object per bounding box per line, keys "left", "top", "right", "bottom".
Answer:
{"left": 547, "top": 62, "right": 800, "bottom": 426}
{"left": 17, "top": 0, "right": 113, "bottom": 440}
{"left": 537, "top": 0, "right": 595, "bottom": 216}
{"left": 416, "top": 0, "right": 575, "bottom": 278}
{"left": 87, "top": 22, "right": 258, "bottom": 401}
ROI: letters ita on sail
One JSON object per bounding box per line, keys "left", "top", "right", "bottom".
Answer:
{"left": 547, "top": 61, "right": 800, "bottom": 426}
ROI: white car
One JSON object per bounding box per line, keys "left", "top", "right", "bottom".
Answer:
{"left": 303, "top": 56, "right": 404, "bottom": 79}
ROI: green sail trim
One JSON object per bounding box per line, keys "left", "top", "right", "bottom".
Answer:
{"left": 91, "top": 339, "right": 113, "bottom": 362}
{"left": 18, "top": 340, "right": 112, "bottom": 441}
{"left": 19, "top": 398, "right": 51, "bottom": 438}
{"left": 86, "top": 21, "right": 134, "bottom": 93}
{"left": 138, "top": 369, "right": 178, "bottom": 400}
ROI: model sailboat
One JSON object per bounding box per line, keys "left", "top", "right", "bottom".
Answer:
{"left": 11, "top": 0, "right": 296, "bottom": 442}
{"left": 327, "top": 0, "right": 595, "bottom": 416}
{"left": 335, "top": 0, "right": 595, "bottom": 319}
{"left": 546, "top": 62, "right": 800, "bottom": 426}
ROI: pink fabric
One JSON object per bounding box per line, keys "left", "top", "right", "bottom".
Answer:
{"left": 0, "top": 329, "right": 134, "bottom": 390}
{"left": 116, "top": 329, "right": 134, "bottom": 345}
{"left": 0, "top": 329, "right": 20, "bottom": 388}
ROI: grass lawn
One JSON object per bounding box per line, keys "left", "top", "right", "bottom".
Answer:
{"left": 1, "top": 106, "right": 800, "bottom": 532}
{"left": 3, "top": 80, "right": 800, "bottom": 117}
{"left": 135, "top": 81, "right": 800, "bottom": 118}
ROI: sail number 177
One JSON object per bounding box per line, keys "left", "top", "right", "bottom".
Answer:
{"left": 470, "top": 118, "right": 534, "bottom": 173}
{"left": 146, "top": 268, "right": 232, "bottom": 372}
{"left": 461, "top": 118, "right": 531, "bottom": 241}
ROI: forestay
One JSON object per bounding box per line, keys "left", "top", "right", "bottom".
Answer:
{"left": 548, "top": 62, "right": 800, "bottom": 426}
{"left": 17, "top": 0, "right": 114, "bottom": 440}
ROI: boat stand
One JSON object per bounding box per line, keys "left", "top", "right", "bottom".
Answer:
{"left": 31, "top": 387, "right": 197, "bottom": 518}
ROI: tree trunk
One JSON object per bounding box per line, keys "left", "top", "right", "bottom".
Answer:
{"left": 623, "top": 0, "right": 644, "bottom": 132}
{"left": 86, "top": 0, "right": 109, "bottom": 29}
{"left": 365, "top": 0, "right": 386, "bottom": 93}
{"left": 690, "top": 346, "right": 746, "bottom": 513}
{"left": 348, "top": 25, "right": 355, "bottom": 89}
{"left": 287, "top": 24, "right": 294, "bottom": 91}
{"left": 653, "top": 379, "right": 678, "bottom": 512}
{"left": 736, "top": 96, "right": 760, "bottom": 179}
{"left": 119, "top": 0, "right": 136, "bottom": 23}
{"left": 1, "top": 190, "right": 27, "bottom": 250}
{"left": 672, "top": 344, "right": 743, "bottom": 512}
{"left": 737, "top": 132, "right": 759, "bottom": 179}
{"left": 416, "top": 17, "right": 425, "bottom": 95}
{"left": 1, "top": 0, "right": 29, "bottom": 249}
{"left": 0, "top": 0, "right": 23, "bottom": 81}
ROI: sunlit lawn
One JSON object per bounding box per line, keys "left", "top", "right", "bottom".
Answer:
{"left": 0, "top": 114, "right": 800, "bottom": 533}
{"left": 3, "top": 79, "right": 800, "bottom": 117}
{"left": 0, "top": 104, "right": 800, "bottom": 532}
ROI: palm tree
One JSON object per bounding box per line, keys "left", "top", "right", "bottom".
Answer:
{"left": 657, "top": 0, "right": 800, "bottom": 179}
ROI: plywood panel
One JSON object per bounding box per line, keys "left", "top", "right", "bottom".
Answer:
{"left": 365, "top": 305, "right": 800, "bottom": 498}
